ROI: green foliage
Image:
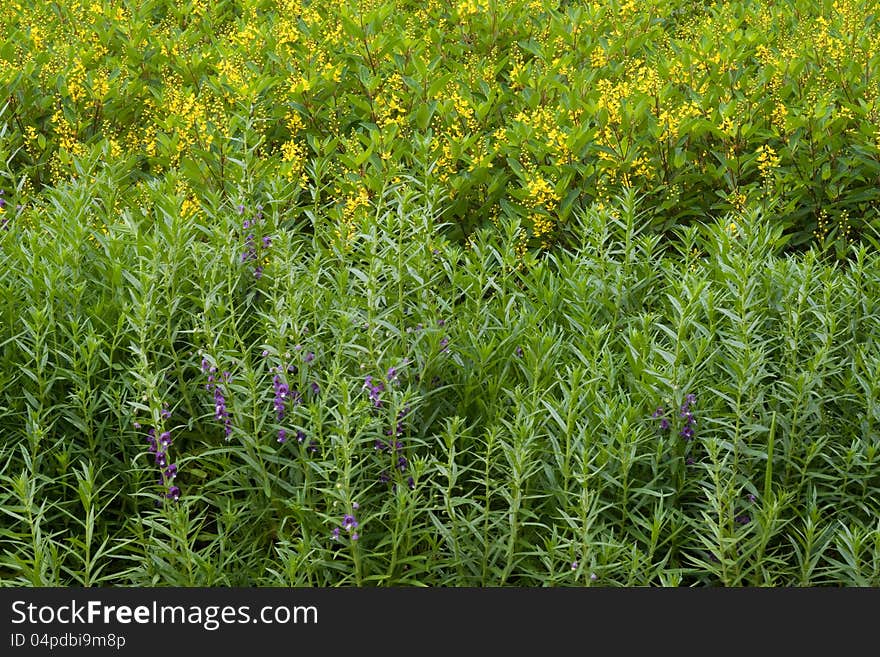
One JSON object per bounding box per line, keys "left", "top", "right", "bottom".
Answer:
{"left": 2, "top": 0, "right": 879, "bottom": 588}
{"left": 1, "top": 161, "right": 879, "bottom": 585}
{"left": 2, "top": 0, "right": 879, "bottom": 249}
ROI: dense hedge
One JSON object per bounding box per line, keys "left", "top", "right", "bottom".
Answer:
{"left": 2, "top": 0, "right": 880, "bottom": 250}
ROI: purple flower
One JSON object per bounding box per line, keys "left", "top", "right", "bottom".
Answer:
{"left": 210, "top": 380, "right": 233, "bottom": 438}
{"left": 164, "top": 464, "right": 178, "bottom": 480}
{"left": 352, "top": 502, "right": 359, "bottom": 510}
{"left": 253, "top": 266, "right": 263, "bottom": 279}
{"left": 571, "top": 561, "right": 578, "bottom": 570}
{"left": 747, "top": 493, "right": 756, "bottom": 503}
{"left": 515, "top": 346, "right": 523, "bottom": 357}
{"left": 159, "top": 431, "right": 172, "bottom": 448}
{"left": 342, "top": 514, "right": 358, "bottom": 531}
{"left": 387, "top": 366, "right": 397, "bottom": 382}
{"left": 155, "top": 452, "right": 167, "bottom": 468}
{"left": 331, "top": 527, "right": 340, "bottom": 540}
{"left": 304, "top": 352, "right": 315, "bottom": 364}
{"left": 590, "top": 573, "right": 598, "bottom": 581}
{"left": 651, "top": 407, "right": 664, "bottom": 419}
{"left": 296, "top": 430, "right": 306, "bottom": 443}
{"left": 660, "top": 418, "right": 670, "bottom": 431}
{"left": 351, "top": 533, "right": 359, "bottom": 541}
{"left": 166, "top": 486, "right": 181, "bottom": 501}
{"left": 677, "top": 392, "right": 697, "bottom": 440}
{"left": 262, "top": 235, "right": 272, "bottom": 249}
{"left": 364, "top": 375, "right": 384, "bottom": 407}
{"left": 735, "top": 514, "right": 750, "bottom": 525}
{"left": 278, "top": 429, "right": 287, "bottom": 443}
{"left": 440, "top": 337, "right": 449, "bottom": 352}
{"left": 237, "top": 203, "right": 245, "bottom": 214}
{"left": 310, "top": 382, "right": 320, "bottom": 395}
{"left": 273, "top": 376, "right": 289, "bottom": 420}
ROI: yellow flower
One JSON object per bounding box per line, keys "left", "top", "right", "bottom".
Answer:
{"left": 756, "top": 144, "right": 779, "bottom": 178}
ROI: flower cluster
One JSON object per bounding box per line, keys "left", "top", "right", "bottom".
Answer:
{"left": 202, "top": 358, "right": 232, "bottom": 438}
{"left": 652, "top": 393, "right": 696, "bottom": 438}
{"left": 238, "top": 204, "right": 271, "bottom": 279}
{"left": 272, "top": 372, "right": 300, "bottom": 421}
{"left": 364, "top": 375, "right": 385, "bottom": 408}
{"left": 136, "top": 410, "right": 180, "bottom": 503}
{"left": 679, "top": 393, "right": 696, "bottom": 440}
{"left": 331, "top": 505, "right": 360, "bottom": 542}
{"left": 652, "top": 406, "right": 670, "bottom": 431}
{"left": 264, "top": 350, "right": 321, "bottom": 452}
{"left": 377, "top": 406, "right": 415, "bottom": 491}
